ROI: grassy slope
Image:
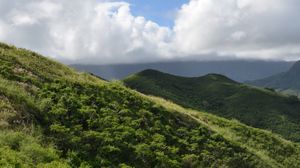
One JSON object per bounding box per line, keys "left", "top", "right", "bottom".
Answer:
{"left": 123, "top": 69, "right": 300, "bottom": 142}
{"left": 0, "top": 43, "right": 300, "bottom": 167}
{"left": 148, "top": 96, "right": 300, "bottom": 168}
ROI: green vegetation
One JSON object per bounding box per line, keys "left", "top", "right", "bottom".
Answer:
{"left": 1, "top": 42, "right": 300, "bottom": 167}
{"left": 123, "top": 69, "right": 300, "bottom": 141}
{"left": 0, "top": 130, "right": 70, "bottom": 168}
{"left": 148, "top": 96, "right": 300, "bottom": 168}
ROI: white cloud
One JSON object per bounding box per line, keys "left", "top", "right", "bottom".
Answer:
{"left": 0, "top": 0, "right": 300, "bottom": 64}
{"left": 172, "top": 0, "right": 300, "bottom": 61}
{"left": 0, "top": 0, "right": 172, "bottom": 64}
{"left": 11, "top": 15, "right": 36, "bottom": 26}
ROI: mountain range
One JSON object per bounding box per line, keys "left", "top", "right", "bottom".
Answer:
{"left": 72, "top": 60, "right": 294, "bottom": 82}
{"left": 248, "top": 61, "right": 300, "bottom": 96}
{"left": 1, "top": 42, "right": 300, "bottom": 167}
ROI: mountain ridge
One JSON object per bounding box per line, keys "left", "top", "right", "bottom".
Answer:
{"left": 248, "top": 60, "right": 300, "bottom": 91}
{"left": 71, "top": 60, "right": 294, "bottom": 82}
{"left": 137, "top": 69, "right": 237, "bottom": 82}
{"left": 123, "top": 69, "right": 300, "bottom": 142}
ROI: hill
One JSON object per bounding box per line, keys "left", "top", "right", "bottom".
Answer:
{"left": 123, "top": 69, "right": 300, "bottom": 142}
{"left": 248, "top": 61, "right": 300, "bottom": 95}
{"left": 71, "top": 60, "right": 293, "bottom": 82}
{"left": 1, "top": 42, "right": 300, "bottom": 167}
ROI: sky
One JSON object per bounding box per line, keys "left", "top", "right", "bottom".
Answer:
{"left": 0, "top": 0, "right": 300, "bottom": 64}
{"left": 124, "top": 0, "right": 188, "bottom": 27}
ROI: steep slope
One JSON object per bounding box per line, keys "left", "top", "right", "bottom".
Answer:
{"left": 1, "top": 42, "right": 300, "bottom": 167}
{"left": 149, "top": 96, "right": 300, "bottom": 168}
{"left": 123, "top": 69, "right": 300, "bottom": 142}
{"left": 248, "top": 61, "right": 300, "bottom": 95}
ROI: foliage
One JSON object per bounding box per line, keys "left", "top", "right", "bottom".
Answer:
{"left": 148, "top": 96, "right": 300, "bottom": 168}
{"left": 0, "top": 131, "right": 70, "bottom": 167}
{"left": 0, "top": 42, "right": 300, "bottom": 167}
{"left": 37, "top": 82, "right": 268, "bottom": 167}
{"left": 123, "top": 69, "right": 300, "bottom": 141}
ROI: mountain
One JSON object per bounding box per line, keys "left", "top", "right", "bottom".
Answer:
{"left": 1, "top": 43, "right": 300, "bottom": 167}
{"left": 248, "top": 61, "right": 300, "bottom": 94}
{"left": 71, "top": 60, "right": 293, "bottom": 82}
{"left": 123, "top": 69, "right": 300, "bottom": 142}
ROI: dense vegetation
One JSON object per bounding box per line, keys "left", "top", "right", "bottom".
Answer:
{"left": 1, "top": 42, "right": 300, "bottom": 167}
{"left": 148, "top": 96, "right": 300, "bottom": 168}
{"left": 123, "top": 69, "right": 300, "bottom": 142}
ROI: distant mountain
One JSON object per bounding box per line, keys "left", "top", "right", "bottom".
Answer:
{"left": 123, "top": 69, "right": 300, "bottom": 142}
{"left": 71, "top": 60, "right": 294, "bottom": 82}
{"left": 248, "top": 61, "right": 300, "bottom": 92}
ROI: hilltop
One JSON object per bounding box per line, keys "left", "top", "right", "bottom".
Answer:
{"left": 123, "top": 69, "right": 300, "bottom": 142}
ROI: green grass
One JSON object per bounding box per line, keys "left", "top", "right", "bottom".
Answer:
{"left": 123, "top": 69, "right": 300, "bottom": 142}
{"left": 1, "top": 42, "right": 300, "bottom": 167}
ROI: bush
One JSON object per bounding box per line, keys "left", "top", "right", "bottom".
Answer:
{"left": 0, "top": 131, "right": 69, "bottom": 167}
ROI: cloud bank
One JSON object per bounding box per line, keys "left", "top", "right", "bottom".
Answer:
{"left": 172, "top": 0, "right": 300, "bottom": 60}
{"left": 0, "top": 0, "right": 300, "bottom": 64}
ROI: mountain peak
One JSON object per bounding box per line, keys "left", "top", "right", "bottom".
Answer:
{"left": 289, "top": 60, "right": 300, "bottom": 73}
{"left": 202, "top": 73, "right": 238, "bottom": 83}
{"left": 248, "top": 60, "right": 300, "bottom": 90}
{"left": 137, "top": 69, "right": 237, "bottom": 83}
{"left": 138, "top": 69, "right": 162, "bottom": 75}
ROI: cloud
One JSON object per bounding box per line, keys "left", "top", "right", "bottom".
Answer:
{"left": 0, "top": 0, "right": 172, "bottom": 64}
{"left": 0, "top": 0, "right": 300, "bottom": 64}
{"left": 172, "top": 0, "right": 300, "bottom": 60}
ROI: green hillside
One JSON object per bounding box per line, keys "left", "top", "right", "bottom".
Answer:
{"left": 1, "top": 42, "right": 300, "bottom": 167}
{"left": 123, "top": 69, "right": 300, "bottom": 142}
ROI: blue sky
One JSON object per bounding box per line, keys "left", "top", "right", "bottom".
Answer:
{"left": 124, "top": 0, "right": 189, "bottom": 27}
